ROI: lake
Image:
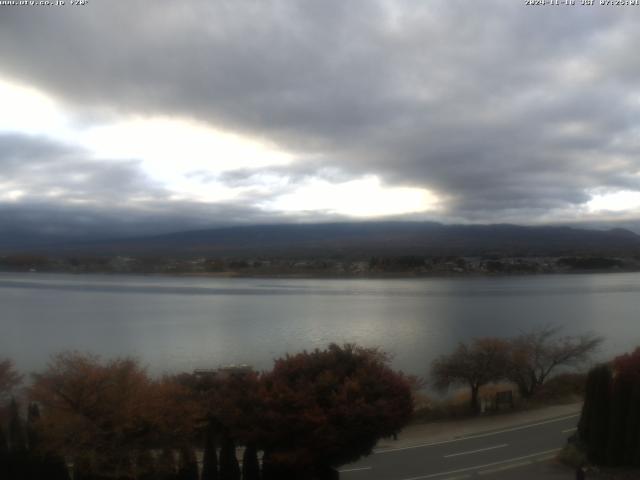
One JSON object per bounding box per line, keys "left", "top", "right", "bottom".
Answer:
{"left": 1, "top": 271, "right": 639, "bottom": 377}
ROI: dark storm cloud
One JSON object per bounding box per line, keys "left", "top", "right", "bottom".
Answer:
{"left": 1, "top": 0, "right": 640, "bottom": 227}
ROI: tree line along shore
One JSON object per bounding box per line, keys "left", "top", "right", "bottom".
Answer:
{"left": 1, "top": 253, "right": 639, "bottom": 277}
{"left": 2, "top": 326, "right": 636, "bottom": 479}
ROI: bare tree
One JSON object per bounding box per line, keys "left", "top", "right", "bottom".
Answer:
{"left": 507, "top": 326, "right": 602, "bottom": 398}
{"left": 431, "top": 338, "right": 510, "bottom": 413}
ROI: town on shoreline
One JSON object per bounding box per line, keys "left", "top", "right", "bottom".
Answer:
{"left": 2, "top": 253, "right": 639, "bottom": 277}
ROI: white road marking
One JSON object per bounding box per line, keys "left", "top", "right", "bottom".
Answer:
{"left": 444, "top": 444, "right": 508, "bottom": 458}
{"left": 398, "top": 448, "right": 562, "bottom": 480}
{"left": 562, "top": 427, "right": 577, "bottom": 433}
{"left": 338, "top": 466, "right": 372, "bottom": 473}
{"left": 478, "top": 460, "right": 531, "bottom": 475}
{"left": 535, "top": 454, "right": 558, "bottom": 462}
{"left": 376, "top": 414, "right": 579, "bottom": 454}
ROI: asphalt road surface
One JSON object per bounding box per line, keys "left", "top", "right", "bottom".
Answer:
{"left": 340, "top": 413, "right": 579, "bottom": 479}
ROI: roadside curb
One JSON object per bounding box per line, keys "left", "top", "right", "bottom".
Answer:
{"left": 375, "top": 403, "right": 583, "bottom": 453}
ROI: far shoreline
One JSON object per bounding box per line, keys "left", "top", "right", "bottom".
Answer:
{"left": 2, "top": 266, "right": 640, "bottom": 280}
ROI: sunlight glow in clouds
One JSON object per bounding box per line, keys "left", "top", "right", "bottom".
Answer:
{"left": 0, "top": 79, "right": 67, "bottom": 135}
{"left": 264, "top": 176, "right": 439, "bottom": 217}
{"left": 1, "top": 189, "right": 25, "bottom": 202}
{"left": 0, "top": 78, "right": 287, "bottom": 203}
{"left": 0, "top": 77, "right": 440, "bottom": 217}
{"left": 588, "top": 190, "right": 640, "bottom": 213}
{"left": 79, "top": 117, "right": 293, "bottom": 182}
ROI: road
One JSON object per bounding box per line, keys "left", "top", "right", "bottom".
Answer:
{"left": 339, "top": 413, "right": 579, "bottom": 479}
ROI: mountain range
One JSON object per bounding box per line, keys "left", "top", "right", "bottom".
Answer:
{"left": 3, "top": 222, "right": 640, "bottom": 258}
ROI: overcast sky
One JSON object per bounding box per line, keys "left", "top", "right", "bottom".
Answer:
{"left": 1, "top": 0, "right": 640, "bottom": 238}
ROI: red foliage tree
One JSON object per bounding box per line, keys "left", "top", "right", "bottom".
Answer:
{"left": 258, "top": 343, "right": 413, "bottom": 475}
{"left": 613, "top": 347, "right": 640, "bottom": 382}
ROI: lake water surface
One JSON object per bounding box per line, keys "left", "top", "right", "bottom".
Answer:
{"left": 1, "top": 272, "right": 639, "bottom": 377}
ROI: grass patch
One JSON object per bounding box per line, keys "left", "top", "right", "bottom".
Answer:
{"left": 557, "top": 443, "right": 587, "bottom": 469}
{"left": 411, "top": 374, "right": 586, "bottom": 423}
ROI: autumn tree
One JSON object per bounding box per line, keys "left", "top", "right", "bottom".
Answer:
{"left": 0, "top": 359, "right": 22, "bottom": 402}
{"left": 177, "top": 368, "right": 263, "bottom": 479}
{"left": 431, "top": 338, "right": 510, "bottom": 413}
{"left": 506, "top": 326, "right": 602, "bottom": 398}
{"left": 24, "top": 402, "right": 71, "bottom": 480}
{"left": 184, "top": 369, "right": 264, "bottom": 447}
{"left": 145, "top": 374, "right": 203, "bottom": 447}
{"left": 258, "top": 343, "right": 413, "bottom": 478}
{"left": 29, "top": 352, "right": 199, "bottom": 479}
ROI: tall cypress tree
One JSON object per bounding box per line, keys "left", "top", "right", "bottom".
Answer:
{"left": 7, "top": 398, "right": 28, "bottom": 480}
{"left": 259, "top": 451, "right": 274, "bottom": 480}
{"left": 136, "top": 450, "right": 157, "bottom": 480}
{"left": 27, "top": 402, "right": 70, "bottom": 480}
{"left": 157, "top": 448, "right": 177, "bottom": 480}
{"left": 201, "top": 427, "right": 218, "bottom": 480}
{"left": 177, "top": 446, "right": 198, "bottom": 480}
{"left": 0, "top": 426, "right": 9, "bottom": 480}
{"left": 110, "top": 452, "right": 134, "bottom": 480}
{"left": 219, "top": 434, "right": 240, "bottom": 480}
{"left": 45, "top": 454, "right": 71, "bottom": 480}
{"left": 25, "top": 402, "right": 42, "bottom": 480}
{"left": 26, "top": 403, "right": 41, "bottom": 451}
{"left": 579, "top": 364, "right": 612, "bottom": 465}
{"left": 242, "top": 443, "right": 260, "bottom": 480}
{"left": 623, "top": 380, "right": 640, "bottom": 465}
{"left": 74, "top": 453, "right": 95, "bottom": 480}
{"left": 8, "top": 398, "right": 26, "bottom": 453}
{"left": 607, "top": 375, "right": 633, "bottom": 466}
{"left": 260, "top": 451, "right": 295, "bottom": 480}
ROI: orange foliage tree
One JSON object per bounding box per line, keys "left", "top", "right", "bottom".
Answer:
{"left": 0, "top": 359, "right": 22, "bottom": 402}
{"left": 29, "top": 352, "right": 199, "bottom": 478}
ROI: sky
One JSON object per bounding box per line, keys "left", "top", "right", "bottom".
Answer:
{"left": 1, "top": 0, "right": 640, "bottom": 238}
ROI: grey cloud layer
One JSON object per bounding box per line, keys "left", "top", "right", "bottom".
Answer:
{"left": 0, "top": 134, "right": 295, "bottom": 237}
{"left": 1, "top": 0, "right": 640, "bottom": 231}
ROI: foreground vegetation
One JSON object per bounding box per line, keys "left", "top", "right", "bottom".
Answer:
{"left": 575, "top": 347, "right": 640, "bottom": 467}
{"left": 429, "top": 326, "right": 601, "bottom": 414}
{"left": 0, "top": 344, "right": 413, "bottom": 480}
{"left": 2, "top": 329, "right": 631, "bottom": 479}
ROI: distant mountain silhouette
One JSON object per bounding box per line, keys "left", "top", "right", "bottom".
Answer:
{"left": 7, "top": 222, "right": 640, "bottom": 257}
